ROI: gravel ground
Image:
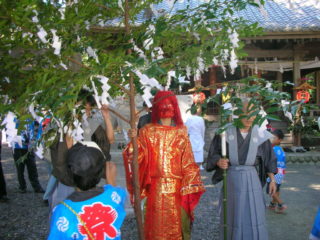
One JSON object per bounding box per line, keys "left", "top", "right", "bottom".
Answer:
{"left": 2, "top": 142, "right": 319, "bottom": 240}
{"left": 120, "top": 175, "right": 221, "bottom": 240}
{"left": 0, "top": 144, "right": 221, "bottom": 240}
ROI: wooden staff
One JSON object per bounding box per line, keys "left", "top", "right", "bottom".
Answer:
{"left": 124, "top": 0, "right": 144, "bottom": 239}
{"left": 221, "top": 131, "right": 227, "bottom": 240}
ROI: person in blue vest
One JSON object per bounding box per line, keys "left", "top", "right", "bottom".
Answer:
{"left": 310, "top": 207, "right": 320, "bottom": 240}
{"left": 12, "top": 119, "right": 44, "bottom": 193}
{"left": 47, "top": 142, "right": 126, "bottom": 240}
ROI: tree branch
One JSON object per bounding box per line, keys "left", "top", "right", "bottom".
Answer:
{"left": 109, "top": 108, "right": 130, "bottom": 124}
{"left": 66, "top": 56, "right": 91, "bottom": 69}
{"left": 66, "top": 56, "right": 130, "bottom": 95}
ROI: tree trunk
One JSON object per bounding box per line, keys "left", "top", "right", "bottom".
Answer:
{"left": 124, "top": 1, "right": 144, "bottom": 239}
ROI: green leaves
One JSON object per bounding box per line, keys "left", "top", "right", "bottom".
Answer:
{"left": 0, "top": 0, "right": 268, "bottom": 137}
{"left": 204, "top": 76, "right": 320, "bottom": 133}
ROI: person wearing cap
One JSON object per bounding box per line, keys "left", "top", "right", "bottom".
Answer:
{"left": 47, "top": 142, "right": 126, "bottom": 240}
{"left": 79, "top": 90, "right": 115, "bottom": 186}
{"left": 123, "top": 91, "right": 205, "bottom": 240}
{"left": 48, "top": 94, "right": 115, "bottom": 210}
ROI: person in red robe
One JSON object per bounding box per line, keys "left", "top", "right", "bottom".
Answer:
{"left": 123, "top": 90, "right": 205, "bottom": 240}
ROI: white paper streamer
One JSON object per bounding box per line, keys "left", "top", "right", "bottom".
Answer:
{"left": 51, "top": 29, "right": 62, "bottom": 55}
{"left": 186, "top": 66, "right": 191, "bottom": 79}
{"left": 118, "top": 0, "right": 124, "bottom": 11}
{"left": 166, "top": 71, "right": 175, "bottom": 90}
{"left": 133, "top": 43, "right": 148, "bottom": 61}
{"left": 284, "top": 111, "right": 293, "bottom": 122}
{"left": 85, "top": 20, "right": 90, "bottom": 30}
{"left": 60, "top": 62, "right": 68, "bottom": 70}
{"left": 59, "top": 7, "right": 65, "bottom": 19}
{"left": 194, "top": 69, "right": 201, "bottom": 82}
{"left": 86, "top": 46, "right": 99, "bottom": 64}
{"left": 212, "top": 57, "right": 218, "bottom": 66}
{"left": 151, "top": 47, "right": 164, "bottom": 60}
{"left": 96, "top": 75, "right": 111, "bottom": 105}
{"left": 197, "top": 54, "right": 205, "bottom": 74}
{"left": 37, "top": 26, "right": 48, "bottom": 44}
{"left": 142, "top": 86, "right": 153, "bottom": 108}
{"left": 32, "top": 10, "right": 39, "bottom": 23}
{"left": 193, "top": 32, "right": 200, "bottom": 41}
{"left": 279, "top": 64, "right": 284, "bottom": 73}
{"left": 90, "top": 79, "right": 102, "bottom": 109}
{"left": 129, "top": 65, "right": 163, "bottom": 90}
{"left": 228, "top": 29, "right": 239, "bottom": 48}
{"left": 178, "top": 75, "right": 189, "bottom": 84}
{"left": 223, "top": 103, "right": 233, "bottom": 110}
{"left": 2, "top": 112, "right": 20, "bottom": 147}
{"left": 71, "top": 119, "right": 84, "bottom": 141}
{"left": 52, "top": 116, "right": 64, "bottom": 142}
{"left": 229, "top": 49, "right": 238, "bottom": 74}
{"left": 301, "top": 117, "right": 305, "bottom": 127}
{"left": 22, "top": 32, "right": 33, "bottom": 39}
{"left": 143, "top": 37, "right": 153, "bottom": 50}
{"left": 143, "top": 25, "right": 156, "bottom": 50}
{"left": 28, "top": 103, "right": 41, "bottom": 122}
{"left": 35, "top": 144, "right": 44, "bottom": 159}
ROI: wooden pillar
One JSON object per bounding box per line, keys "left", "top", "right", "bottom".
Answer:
{"left": 316, "top": 71, "right": 320, "bottom": 105}
{"left": 293, "top": 47, "right": 301, "bottom": 99}
{"left": 276, "top": 71, "right": 283, "bottom": 91}
{"left": 293, "top": 47, "right": 301, "bottom": 146}
{"left": 257, "top": 70, "right": 262, "bottom": 78}
{"left": 240, "top": 65, "right": 245, "bottom": 78}
{"left": 209, "top": 66, "right": 217, "bottom": 96}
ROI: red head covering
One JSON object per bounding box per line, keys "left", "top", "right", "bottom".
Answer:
{"left": 151, "top": 91, "right": 183, "bottom": 126}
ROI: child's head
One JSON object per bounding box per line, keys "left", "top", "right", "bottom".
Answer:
{"left": 271, "top": 129, "right": 284, "bottom": 145}
{"left": 67, "top": 142, "right": 105, "bottom": 191}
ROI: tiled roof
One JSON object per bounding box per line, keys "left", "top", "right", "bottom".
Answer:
{"left": 236, "top": 0, "right": 320, "bottom": 32}
{"left": 129, "top": 0, "right": 320, "bottom": 32}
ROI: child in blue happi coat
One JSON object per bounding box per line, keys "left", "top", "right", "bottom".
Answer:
{"left": 48, "top": 142, "right": 127, "bottom": 240}
{"left": 310, "top": 207, "right": 320, "bottom": 240}
{"left": 266, "top": 129, "right": 287, "bottom": 213}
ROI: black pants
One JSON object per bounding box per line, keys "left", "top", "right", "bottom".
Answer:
{"left": 13, "top": 148, "right": 42, "bottom": 191}
{"left": 0, "top": 145, "right": 7, "bottom": 197}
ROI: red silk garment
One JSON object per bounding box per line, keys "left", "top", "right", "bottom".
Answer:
{"left": 123, "top": 123, "right": 205, "bottom": 240}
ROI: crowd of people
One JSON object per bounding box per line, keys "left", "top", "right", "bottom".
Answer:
{"left": 0, "top": 90, "right": 319, "bottom": 240}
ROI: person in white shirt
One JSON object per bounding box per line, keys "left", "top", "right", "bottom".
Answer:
{"left": 185, "top": 105, "right": 205, "bottom": 170}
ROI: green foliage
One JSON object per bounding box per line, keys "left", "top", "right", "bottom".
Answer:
{"left": 206, "top": 76, "right": 319, "bottom": 134}
{"left": 288, "top": 117, "right": 320, "bottom": 136}
{"left": 0, "top": 0, "right": 265, "bottom": 134}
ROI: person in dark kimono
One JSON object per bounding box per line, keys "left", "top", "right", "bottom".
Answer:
{"left": 137, "top": 100, "right": 152, "bottom": 131}
{"left": 0, "top": 131, "right": 9, "bottom": 202}
{"left": 206, "top": 113, "right": 277, "bottom": 240}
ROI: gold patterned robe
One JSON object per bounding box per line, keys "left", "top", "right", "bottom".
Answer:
{"left": 123, "top": 123, "right": 205, "bottom": 240}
